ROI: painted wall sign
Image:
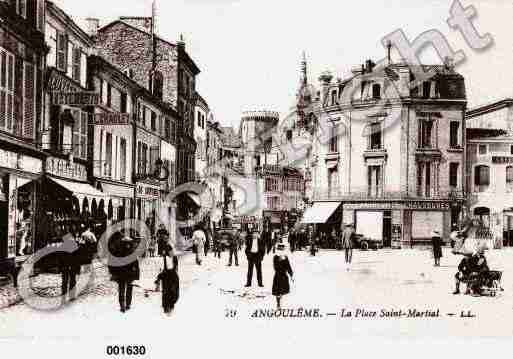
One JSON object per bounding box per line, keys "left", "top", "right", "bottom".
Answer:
{"left": 0, "top": 149, "right": 42, "bottom": 174}
{"left": 45, "top": 157, "right": 87, "bottom": 181}
{"left": 136, "top": 183, "right": 160, "bottom": 199}
{"left": 405, "top": 201, "right": 450, "bottom": 210}
{"left": 93, "top": 112, "right": 130, "bottom": 125}
{"left": 492, "top": 156, "right": 513, "bottom": 164}
{"left": 51, "top": 91, "right": 100, "bottom": 106}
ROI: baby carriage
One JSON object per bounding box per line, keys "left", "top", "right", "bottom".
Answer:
{"left": 471, "top": 270, "right": 504, "bottom": 297}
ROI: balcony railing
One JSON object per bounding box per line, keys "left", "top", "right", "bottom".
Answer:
{"left": 312, "top": 187, "right": 466, "bottom": 201}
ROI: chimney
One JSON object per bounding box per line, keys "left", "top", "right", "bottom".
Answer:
{"left": 177, "top": 33, "right": 185, "bottom": 50}
{"left": 365, "top": 59, "right": 375, "bottom": 73}
{"left": 86, "top": 18, "right": 100, "bottom": 37}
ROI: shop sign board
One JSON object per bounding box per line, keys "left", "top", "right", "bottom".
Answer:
{"left": 0, "top": 149, "right": 42, "bottom": 174}
{"left": 492, "top": 156, "right": 513, "bottom": 164}
{"left": 405, "top": 201, "right": 450, "bottom": 210}
{"left": 51, "top": 91, "right": 100, "bottom": 106}
{"left": 45, "top": 157, "right": 87, "bottom": 181}
{"left": 93, "top": 112, "right": 130, "bottom": 125}
{"left": 136, "top": 183, "right": 160, "bottom": 199}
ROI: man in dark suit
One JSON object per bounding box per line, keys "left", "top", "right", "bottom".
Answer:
{"left": 245, "top": 230, "right": 266, "bottom": 287}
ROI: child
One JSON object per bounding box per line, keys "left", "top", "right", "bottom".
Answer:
{"left": 154, "top": 244, "right": 180, "bottom": 316}
{"left": 272, "top": 243, "right": 294, "bottom": 309}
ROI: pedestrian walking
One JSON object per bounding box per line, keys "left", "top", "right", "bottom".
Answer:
{"left": 80, "top": 224, "right": 97, "bottom": 274}
{"left": 59, "top": 232, "right": 81, "bottom": 305}
{"left": 281, "top": 225, "right": 290, "bottom": 246}
{"left": 192, "top": 225, "right": 206, "bottom": 265}
{"left": 272, "top": 243, "right": 294, "bottom": 309}
{"left": 108, "top": 229, "right": 141, "bottom": 313}
{"left": 245, "top": 230, "right": 266, "bottom": 287}
{"left": 227, "top": 230, "right": 239, "bottom": 266}
{"left": 342, "top": 224, "right": 354, "bottom": 267}
{"left": 156, "top": 224, "right": 169, "bottom": 257}
{"left": 261, "top": 223, "right": 273, "bottom": 254}
{"left": 154, "top": 244, "right": 179, "bottom": 316}
{"left": 432, "top": 230, "right": 443, "bottom": 267}
{"left": 308, "top": 226, "right": 317, "bottom": 256}
{"left": 214, "top": 231, "right": 222, "bottom": 259}
{"left": 289, "top": 228, "right": 296, "bottom": 252}
{"left": 204, "top": 226, "right": 212, "bottom": 257}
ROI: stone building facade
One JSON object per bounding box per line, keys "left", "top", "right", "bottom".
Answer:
{"left": 306, "top": 60, "right": 467, "bottom": 247}
{"left": 466, "top": 99, "right": 513, "bottom": 247}
{"left": 89, "top": 17, "right": 199, "bottom": 221}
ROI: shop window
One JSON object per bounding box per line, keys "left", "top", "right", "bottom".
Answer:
{"left": 474, "top": 165, "right": 490, "bottom": 192}
{"left": 506, "top": 166, "right": 513, "bottom": 193}
{"left": 450, "top": 122, "right": 460, "bottom": 148}
{"left": 474, "top": 207, "right": 491, "bottom": 229}
{"left": 13, "top": 179, "right": 35, "bottom": 256}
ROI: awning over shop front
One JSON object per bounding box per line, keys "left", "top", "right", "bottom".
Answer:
{"left": 186, "top": 193, "right": 201, "bottom": 207}
{"left": 301, "top": 202, "right": 341, "bottom": 224}
{"left": 48, "top": 177, "right": 106, "bottom": 204}
{"left": 100, "top": 182, "right": 134, "bottom": 199}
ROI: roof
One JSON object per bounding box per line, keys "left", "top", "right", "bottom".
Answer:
{"left": 46, "top": 1, "right": 93, "bottom": 46}
{"left": 97, "top": 19, "right": 200, "bottom": 75}
{"left": 467, "top": 98, "right": 513, "bottom": 119}
{"left": 220, "top": 126, "right": 242, "bottom": 148}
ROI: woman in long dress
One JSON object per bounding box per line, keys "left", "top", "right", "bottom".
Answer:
{"left": 155, "top": 244, "right": 179, "bottom": 316}
{"left": 272, "top": 243, "right": 294, "bottom": 309}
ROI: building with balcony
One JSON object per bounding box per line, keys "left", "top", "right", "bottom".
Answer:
{"left": 0, "top": 0, "right": 47, "bottom": 276}
{"left": 306, "top": 58, "right": 467, "bottom": 247}
{"left": 466, "top": 99, "right": 513, "bottom": 247}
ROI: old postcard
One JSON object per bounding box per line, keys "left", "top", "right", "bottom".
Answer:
{"left": 0, "top": 0, "right": 512, "bottom": 358}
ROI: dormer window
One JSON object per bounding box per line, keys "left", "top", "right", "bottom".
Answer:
{"left": 422, "top": 81, "right": 431, "bottom": 98}
{"left": 331, "top": 90, "right": 338, "bottom": 105}
{"left": 372, "top": 84, "right": 381, "bottom": 99}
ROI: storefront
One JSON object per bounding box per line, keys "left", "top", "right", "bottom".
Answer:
{"left": 0, "top": 149, "right": 44, "bottom": 274}
{"left": 343, "top": 200, "right": 454, "bottom": 248}
{"left": 43, "top": 157, "right": 106, "bottom": 240}
{"left": 136, "top": 181, "right": 160, "bottom": 236}
{"left": 98, "top": 181, "right": 134, "bottom": 225}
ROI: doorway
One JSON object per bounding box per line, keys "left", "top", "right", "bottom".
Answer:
{"left": 383, "top": 211, "right": 392, "bottom": 248}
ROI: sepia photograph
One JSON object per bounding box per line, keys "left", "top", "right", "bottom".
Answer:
{"left": 0, "top": 0, "right": 512, "bottom": 357}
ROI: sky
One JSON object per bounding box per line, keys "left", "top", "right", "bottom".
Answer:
{"left": 53, "top": 0, "right": 513, "bottom": 129}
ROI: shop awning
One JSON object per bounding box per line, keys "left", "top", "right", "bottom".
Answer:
{"left": 186, "top": 193, "right": 201, "bottom": 207}
{"left": 100, "top": 182, "right": 134, "bottom": 199}
{"left": 48, "top": 177, "right": 106, "bottom": 202}
{"left": 301, "top": 202, "right": 341, "bottom": 224}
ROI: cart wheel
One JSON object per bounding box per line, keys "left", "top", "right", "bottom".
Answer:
{"left": 361, "top": 241, "right": 369, "bottom": 251}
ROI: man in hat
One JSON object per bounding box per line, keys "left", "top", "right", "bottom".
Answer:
{"left": 431, "top": 230, "right": 443, "bottom": 267}
{"left": 342, "top": 224, "right": 355, "bottom": 266}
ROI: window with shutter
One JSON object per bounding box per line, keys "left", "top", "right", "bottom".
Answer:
{"left": 72, "top": 47, "right": 81, "bottom": 82}
{"left": 137, "top": 142, "right": 142, "bottom": 176}
{"left": 17, "top": 0, "right": 27, "bottom": 18}
{"left": 23, "top": 62, "right": 35, "bottom": 139}
{"left": 0, "top": 48, "right": 14, "bottom": 132}
{"left": 80, "top": 112, "right": 87, "bottom": 158}
{"left": 36, "top": 0, "right": 44, "bottom": 32}
{"left": 120, "top": 138, "right": 127, "bottom": 182}
{"left": 13, "top": 56, "right": 23, "bottom": 137}
{"left": 56, "top": 32, "right": 67, "bottom": 72}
